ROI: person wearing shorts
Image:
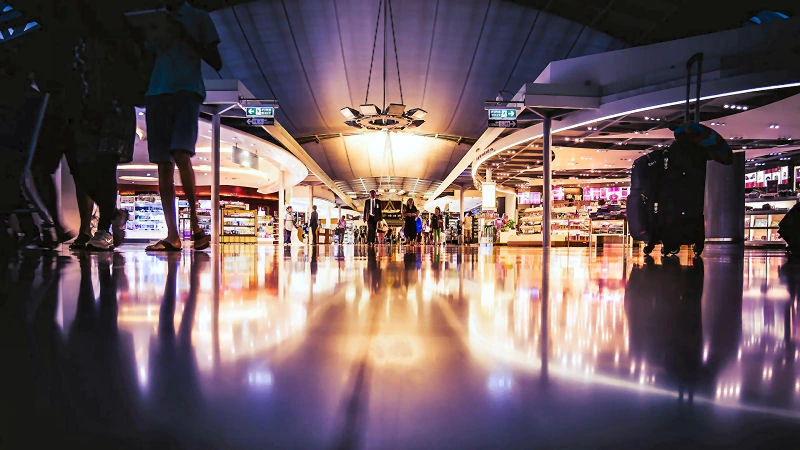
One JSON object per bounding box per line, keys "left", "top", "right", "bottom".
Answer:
{"left": 144, "top": 0, "right": 222, "bottom": 252}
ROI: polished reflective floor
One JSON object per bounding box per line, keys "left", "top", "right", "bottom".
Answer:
{"left": 2, "top": 243, "right": 800, "bottom": 449}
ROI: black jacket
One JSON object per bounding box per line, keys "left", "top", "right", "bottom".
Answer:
{"left": 310, "top": 210, "right": 319, "bottom": 228}
{"left": 363, "top": 198, "right": 383, "bottom": 222}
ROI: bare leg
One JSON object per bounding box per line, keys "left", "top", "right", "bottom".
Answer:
{"left": 157, "top": 162, "right": 180, "bottom": 246}
{"left": 172, "top": 150, "right": 201, "bottom": 234}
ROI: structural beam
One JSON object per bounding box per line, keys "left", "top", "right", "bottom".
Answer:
{"left": 265, "top": 120, "right": 357, "bottom": 210}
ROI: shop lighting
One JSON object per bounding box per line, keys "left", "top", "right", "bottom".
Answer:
{"left": 769, "top": 124, "right": 780, "bottom": 129}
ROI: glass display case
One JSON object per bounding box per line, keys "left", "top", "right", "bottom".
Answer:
{"left": 745, "top": 197, "right": 796, "bottom": 246}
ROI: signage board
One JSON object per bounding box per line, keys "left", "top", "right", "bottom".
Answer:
{"left": 232, "top": 146, "right": 259, "bottom": 169}
{"left": 482, "top": 182, "right": 497, "bottom": 211}
{"left": 487, "top": 120, "right": 517, "bottom": 128}
{"left": 487, "top": 109, "right": 517, "bottom": 120}
{"left": 246, "top": 117, "right": 274, "bottom": 126}
{"left": 245, "top": 106, "right": 275, "bottom": 118}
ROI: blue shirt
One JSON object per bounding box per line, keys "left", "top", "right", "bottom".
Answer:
{"left": 146, "top": 2, "right": 220, "bottom": 99}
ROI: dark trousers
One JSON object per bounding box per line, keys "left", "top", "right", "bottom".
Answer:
{"left": 366, "top": 219, "right": 377, "bottom": 244}
{"left": 284, "top": 229, "right": 291, "bottom": 244}
{"left": 311, "top": 226, "right": 318, "bottom": 244}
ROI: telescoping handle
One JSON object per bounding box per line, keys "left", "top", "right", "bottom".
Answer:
{"left": 685, "top": 52, "right": 703, "bottom": 123}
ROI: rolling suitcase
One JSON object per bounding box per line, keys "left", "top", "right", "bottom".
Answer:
{"left": 655, "top": 52, "right": 731, "bottom": 257}
{"left": 628, "top": 148, "right": 664, "bottom": 248}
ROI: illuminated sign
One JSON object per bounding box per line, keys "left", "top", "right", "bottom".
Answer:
{"left": 245, "top": 106, "right": 275, "bottom": 118}
{"left": 488, "top": 109, "right": 517, "bottom": 119}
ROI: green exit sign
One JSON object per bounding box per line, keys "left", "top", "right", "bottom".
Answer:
{"left": 245, "top": 106, "right": 275, "bottom": 118}
{"left": 488, "top": 109, "right": 517, "bottom": 119}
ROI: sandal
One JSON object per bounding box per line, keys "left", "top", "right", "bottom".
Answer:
{"left": 191, "top": 231, "right": 210, "bottom": 250}
{"left": 145, "top": 239, "right": 182, "bottom": 252}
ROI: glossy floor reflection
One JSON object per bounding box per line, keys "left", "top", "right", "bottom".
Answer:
{"left": 2, "top": 244, "right": 800, "bottom": 449}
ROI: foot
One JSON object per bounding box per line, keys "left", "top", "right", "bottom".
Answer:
{"left": 69, "top": 233, "right": 93, "bottom": 250}
{"left": 145, "top": 239, "right": 182, "bottom": 252}
{"left": 191, "top": 230, "right": 210, "bottom": 251}
{"left": 112, "top": 209, "right": 129, "bottom": 247}
{"left": 86, "top": 230, "right": 114, "bottom": 251}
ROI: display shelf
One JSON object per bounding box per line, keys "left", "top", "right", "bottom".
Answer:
{"left": 222, "top": 207, "right": 257, "bottom": 244}
{"left": 744, "top": 198, "right": 795, "bottom": 246}
{"left": 513, "top": 207, "right": 589, "bottom": 246}
{"left": 119, "top": 194, "right": 169, "bottom": 241}
{"left": 589, "top": 218, "right": 629, "bottom": 248}
{"left": 258, "top": 213, "right": 278, "bottom": 244}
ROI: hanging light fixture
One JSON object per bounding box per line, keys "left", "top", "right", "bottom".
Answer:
{"left": 340, "top": 0, "right": 427, "bottom": 131}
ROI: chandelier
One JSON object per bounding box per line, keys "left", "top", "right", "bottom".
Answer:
{"left": 339, "top": 0, "right": 427, "bottom": 131}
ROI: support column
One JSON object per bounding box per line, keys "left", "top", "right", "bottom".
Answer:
{"left": 705, "top": 153, "right": 745, "bottom": 244}
{"left": 278, "top": 172, "right": 285, "bottom": 245}
{"left": 542, "top": 113, "right": 553, "bottom": 248}
{"left": 211, "top": 111, "right": 221, "bottom": 246}
{"left": 458, "top": 186, "right": 465, "bottom": 245}
{"left": 308, "top": 185, "right": 314, "bottom": 245}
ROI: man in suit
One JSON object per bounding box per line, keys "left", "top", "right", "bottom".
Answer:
{"left": 363, "top": 189, "right": 383, "bottom": 245}
{"left": 309, "top": 205, "right": 319, "bottom": 245}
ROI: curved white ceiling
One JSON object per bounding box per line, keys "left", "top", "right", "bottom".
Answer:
{"left": 205, "top": 0, "right": 624, "bottom": 184}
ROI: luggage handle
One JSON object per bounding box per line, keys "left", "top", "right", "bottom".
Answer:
{"left": 685, "top": 52, "right": 703, "bottom": 123}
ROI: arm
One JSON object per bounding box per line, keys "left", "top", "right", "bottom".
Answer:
{"left": 170, "top": 12, "right": 223, "bottom": 71}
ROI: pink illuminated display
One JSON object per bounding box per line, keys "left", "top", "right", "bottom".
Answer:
{"left": 582, "top": 187, "right": 630, "bottom": 201}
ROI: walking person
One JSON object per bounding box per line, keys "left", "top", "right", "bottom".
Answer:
{"left": 74, "top": 1, "right": 142, "bottom": 251}
{"left": 363, "top": 189, "right": 383, "bottom": 245}
{"left": 336, "top": 215, "right": 347, "bottom": 244}
{"left": 284, "top": 206, "right": 294, "bottom": 244}
{"left": 431, "top": 207, "right": 443, "bottom": 245}
{"left": 462, "top": 211, "right": 473, "bottom": 245}
{"left": 143, "top": 0, "right": 222, "bottom": 252}
{"left": 403, "top": 198, "right": 419, "bottom": 246}
{"left": 309, "top": 205, "right": 319, "bottom": 245}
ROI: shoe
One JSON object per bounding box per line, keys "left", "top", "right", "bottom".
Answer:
{"left": 191, "top": 231, "right": 210, "bottom": 250}
{"left": 86, "top": 230, "right": 114, "bottom": 251}
{"left": 145, "top": 239, "right": 182, "bottom": 252}
{"left": 112, "top": 209, "right": 128, "bottom": 247}
{"left": 69, "top": 233, "right": 92, "bottom": 250}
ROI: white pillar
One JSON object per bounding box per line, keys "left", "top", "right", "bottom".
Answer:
{"left": 278, "top": 171, "right": 285, "bottom": 245}
{"left": 211, "top": 111, "right": 221, "bottom": 246}
{"left": 308, "top": 185, "right": 314, "bottom": 245}
{"left": 505, "top": 193, "right": 517, "bottom": 223}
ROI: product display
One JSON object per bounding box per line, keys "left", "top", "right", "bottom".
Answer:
{"left": 222, "top": 206, "right": 257, "bottom": 243}
{"left": 744, "top": 198, "right": 794, "bottom": 244}
{"left": 119, "top": 194, "right": 169, "bottom": 240}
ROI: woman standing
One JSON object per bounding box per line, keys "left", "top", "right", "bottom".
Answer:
{"left": 431, "top": 207, "right": 443, "bottom": 245}
{"left": 403, "top": 198, "right": 419, "bottom": 246}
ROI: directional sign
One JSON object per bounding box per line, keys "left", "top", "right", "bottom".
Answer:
{"left": 245, "top": 106, "right": 275, "bottom": 118}
{"left": 246, "top": 117, "right": 274, "bottom": 126}
{"left": 487, "top": 120, "right": 517, "bottom": 128}
{"left": 487, "top": 108, "right": 517, "bottom": 120}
